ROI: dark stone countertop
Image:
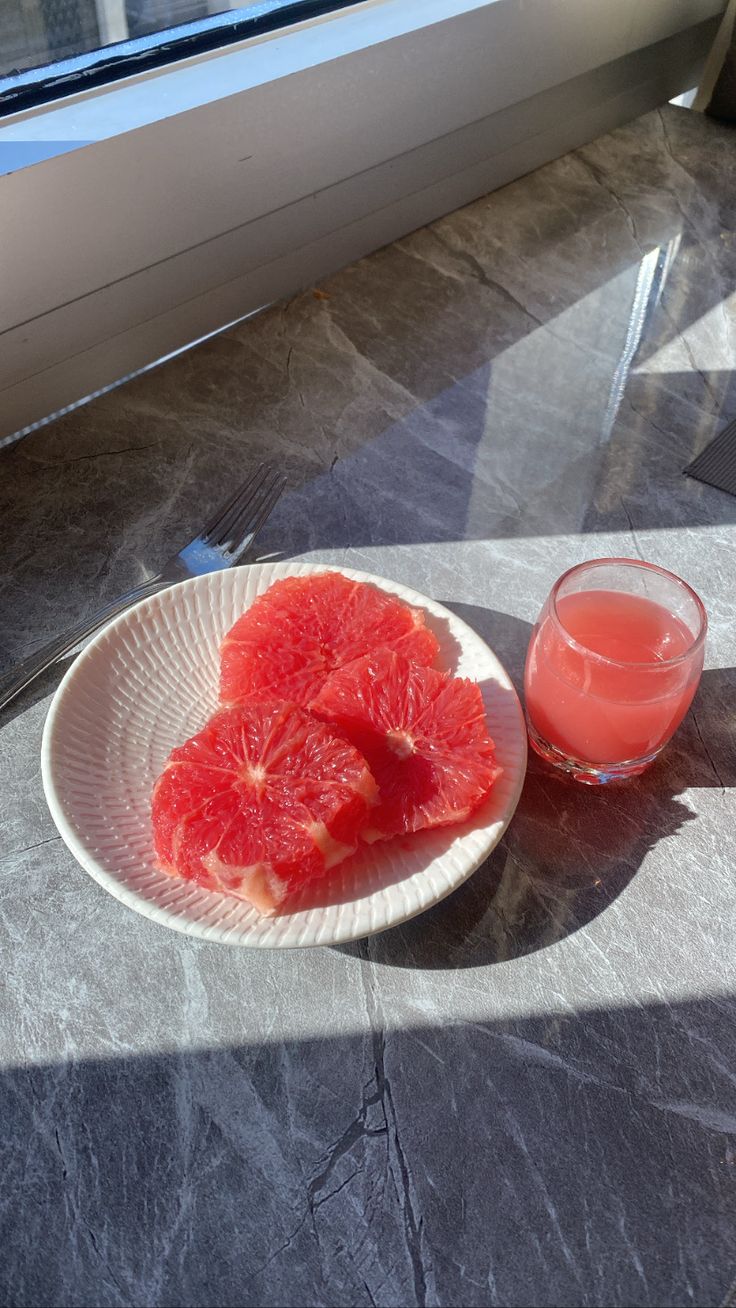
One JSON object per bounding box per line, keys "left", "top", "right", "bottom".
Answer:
{"left": 1, "top": 105, "right": 735, "bottom": 1308}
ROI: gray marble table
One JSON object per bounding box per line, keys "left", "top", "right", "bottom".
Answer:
{"left": 1, "top": 106, "right": 735, "bottom": 1308}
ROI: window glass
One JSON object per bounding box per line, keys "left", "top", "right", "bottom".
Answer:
{"left": 0, "top": 1, "right": 353, "bottom": 86}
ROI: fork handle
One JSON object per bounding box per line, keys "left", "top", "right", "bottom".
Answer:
{"left": 0, "top": 577, "right": 170, "bottom": 712}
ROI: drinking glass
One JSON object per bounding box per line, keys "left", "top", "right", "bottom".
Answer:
{"left": 524, "top": 558, "right": 707, "bottom": 783}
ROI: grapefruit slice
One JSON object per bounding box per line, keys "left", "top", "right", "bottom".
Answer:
{"left": 151, "top": 700, "right": 377, "bottom": 914}
{"left": 310, "top": 648, "right": 501, "bottom": 840}
{"left": 220, "top": 572, "right": 439, "bottom": 708}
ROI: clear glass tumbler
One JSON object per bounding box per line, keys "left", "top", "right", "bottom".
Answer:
{"left": 524, "top": 558, "right": 707, "bottom": 784}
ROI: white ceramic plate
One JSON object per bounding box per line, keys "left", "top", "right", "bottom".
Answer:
{"left": 42, "top": 563, "right": 527, "bottom": 947}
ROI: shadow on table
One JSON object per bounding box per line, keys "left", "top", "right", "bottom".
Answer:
{"left": 338, "top": 605, "right": 734, "bottom": 972}
{"left": 6, "top": 603, "right": 732, "bottom": 975}
{"left": 1, "top": 992, "right": 734, "bottom": 1308}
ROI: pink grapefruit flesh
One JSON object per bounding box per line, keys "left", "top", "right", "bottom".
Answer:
{"left": 310, "top": 647, "right": 501, "bottom": 840}
{"left": 220, "top": 572, "right": 439, "bottom": 708}
{"left": 151, "top": 700, "right": 377, "bottom": 914}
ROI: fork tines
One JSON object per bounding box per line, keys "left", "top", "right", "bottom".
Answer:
{"left": 205, "top": 464, "right": 285, "bottom": 549}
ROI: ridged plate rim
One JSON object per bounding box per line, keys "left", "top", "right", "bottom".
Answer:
{"left": 41, "top": 562, "right": 527, "bottom": 947}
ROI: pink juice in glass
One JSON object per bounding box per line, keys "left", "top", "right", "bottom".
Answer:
{"left": 524, "top": 561, "right": 706, "bottom": 782}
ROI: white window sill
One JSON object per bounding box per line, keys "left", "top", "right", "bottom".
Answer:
{"left": 0, "top": 0, "right": 724, "bottom": 442}
{"left": 0, "top": 0, "right": 499, "bottom": 167}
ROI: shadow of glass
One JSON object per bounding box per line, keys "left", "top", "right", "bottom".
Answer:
{"left": 337, "top": 754, "right": 696, "bottom": 972}
{"left": 664, "top": 664, "right": 736, "bottom": 791}
{"left": 337, "top": 608, "right": 730, "bottom": 972}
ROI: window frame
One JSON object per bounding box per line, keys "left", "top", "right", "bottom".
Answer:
{"left": 0, "top": 0, "right": 724, "bottom": 444}
{"left": 0, "top": 0, "right": 360, "bottom": 115}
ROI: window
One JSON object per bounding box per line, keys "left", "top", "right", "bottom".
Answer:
{"left": 0, "top": 0, "right": 722, "bottom": 445}
{"left": 0, "top": 0, "right": 357, "bottom": 112}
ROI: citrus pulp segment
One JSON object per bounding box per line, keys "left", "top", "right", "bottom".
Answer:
{"left": 151, "top": 700, "right": 377, "bottom": 913}
{"left": 310, "top": 647, "right": 501, "bottom": 840}
{"left": 220, "top": 572, "right": 440, "bottom": 708}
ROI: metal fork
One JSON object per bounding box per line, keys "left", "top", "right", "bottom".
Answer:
{"left": 0, "top": 462, "right": 286, "bottom": 712}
